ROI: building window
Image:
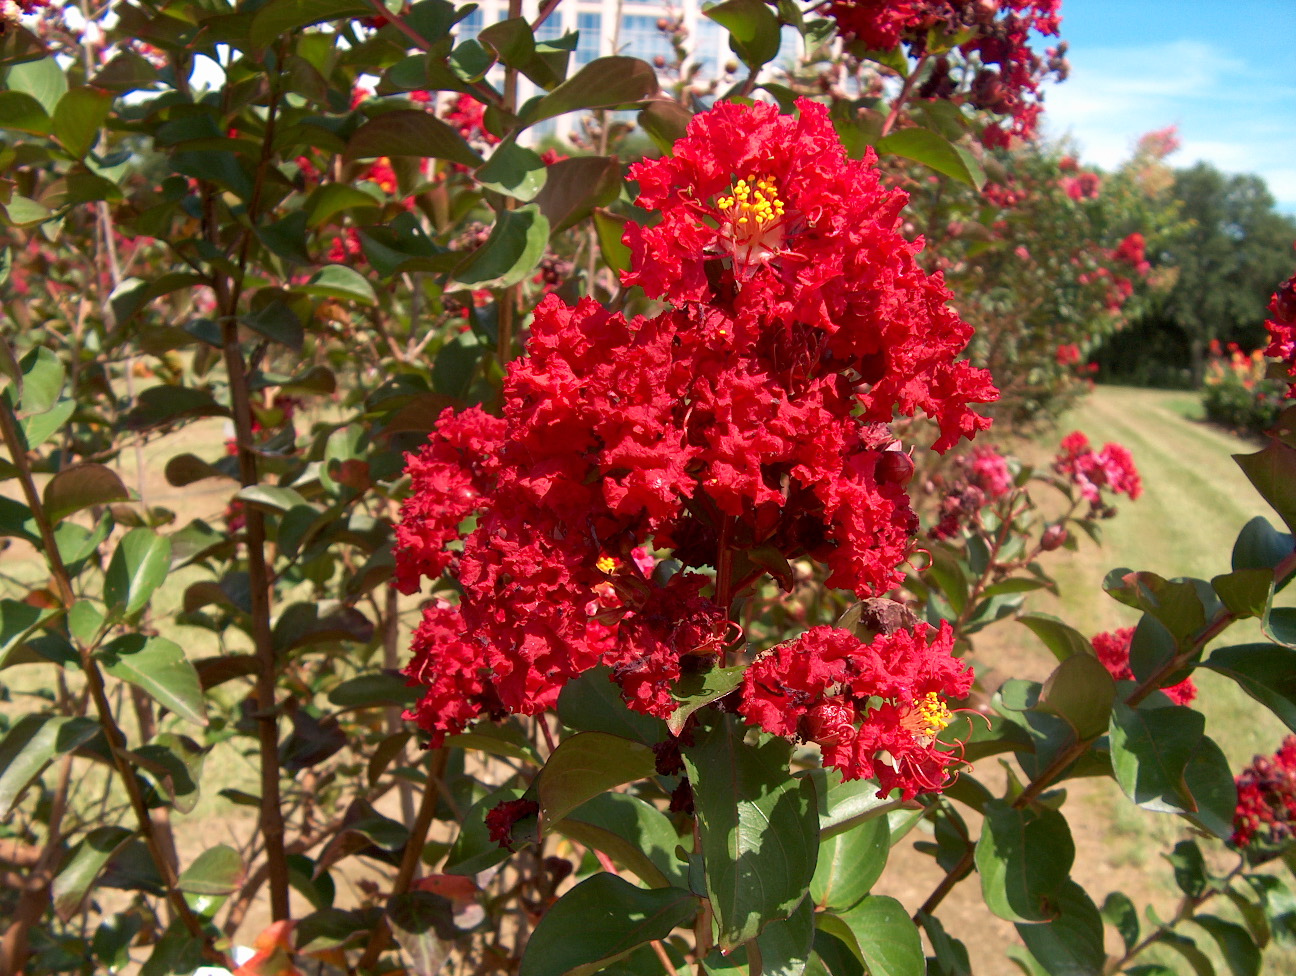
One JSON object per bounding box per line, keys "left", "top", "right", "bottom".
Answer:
{"left": 576, "top": 12, "right": 602, "bottom": 64}
{"left": 692, "top": 17, "right": 723, "bottom": 78}
{"left": 619, "top": 14, "right": 671, "bottom": 64}
{"left": 457, "top": 7, "right": 484, "bottom": 41}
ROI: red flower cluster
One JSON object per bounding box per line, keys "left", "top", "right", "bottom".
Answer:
{"left": 1061, "top": 170, "right": 1101, "bottom": 201}
{"left": 1112, "top": 232, "right": 1151, "bottom": 277}
{"left": 818, "top": 0, "right": 1063, "bottom": 142}
{"left": 1055, "top": 343, "right": 1081, "bottom": 367}
{"left": 397, "top": 99, "right": 994, "bottom": 750}
{"left": 1053, "top": 431, "right": 1142, "bottom": 503}
{"left": 1263, "top": 260, "right": 1296, "bottom": 397}
{"left": 968, "top": 445, "right": 1014, "bottom": 498}
{"left": 1091, "top": 627, "right": 1196, "bottom": 705}
{"left": 1232, "top": 736, "right": 1296, "bottom": 854}
{"left": 739, "top": 623, "right": 972, "bottom": 798}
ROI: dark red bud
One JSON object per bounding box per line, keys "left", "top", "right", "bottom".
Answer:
{"left": 1040, "top": 524, "right": 1068, "bottom": 551}
{"left": 876, "top": 450, "right": 915, "bottom": 486}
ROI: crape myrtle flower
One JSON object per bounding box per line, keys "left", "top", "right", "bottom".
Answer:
{"left": 397, "top": 97, "right": 995, "bottom": 750}
{"left": 1091, "top": 627, "right": 1196, "bottom": 706}
{"left": 1263, "top": 261, "right": 1296, "bottom": 397}
{"left": 1053, "top": 430, "right": 1142, "bottom": 504}
{"left": 738, "top": 622, "right": 973, "bottom": 799}
{"left": 1231, "top": 736, "right": 1296, "bottom": 855}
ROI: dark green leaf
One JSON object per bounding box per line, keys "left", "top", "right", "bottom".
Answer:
{"left": 1014, "top": 881, "right": 1105, "bottom": 976}
{"left": 810, "top": 810, "right": 888, "bottom": 913}
{"left": 126, "top": 385, "right": 231, "bottom": 429}
{"left": 328, "top": 671, "right": 419, "bottom": 709}
{"left": 533, "top": 156, "right": 621, "bottom": 233}
{"left": 447, "top": 204, "right": 549, "bottom": 290}
{"left": 52, "top": 86, "right": 112, "bottom": 158}
{"left": 682, "top": 714, "right": 818, "bottom": 949}
{"left": 42, "top": 463, "right": 130, "bottom": 524}
{"left": 1211, "top": 568, "right": 1273, "bottom": 619}
{"left": 1235, "top": 441, "right": 1296, "bottom": 535}
{"left": 818, "top": 895, "right": 923, "bottom": 976}
{"left": 6, "top": 56, "right": 66, "bottom": 115}
{"left": 704, "top": 897, "right": 814, "bottom": 976}
{"left": 518, "top": 873, "right": 695, "bottom": 976}
{"left": 1191, "top": 916, "right": 1260, "bottom": 976}
{"left": 388, "top": 891, "right": 455, "bottom": 975}
{"left": 557, "top": 666, "right": 667, "bottom": 743}
{"left": 249, "top": 0, "right": 371, "bottom": 48}
{"left": 0, "top": 90, "right": 50, "bottom": 135}
{"left": 974, "top": 800, "right": 1073, "bottom": 923}
{"left": 105, "top": 528, "right": 172, "bottom": 617}
{"left": 98, "top": 634, "right": 206, "bottom": 727}
{"left": 0, "top": 715, "right": 99, "bottom": 816}
{"left": 875, "top": 128, "right": 985, "bottom": 189}
{"left": 0, "top": 598, "right": 58, "bottom": 668}
{"left": 1035, "top": 653, "right": 1114, "bottom": 739}
{"left": 1109, "top": 701, "right": 1203, "bottom": 813}
{"left": 296, "top": 265, "right": 377, "bottom": 305}
{"left": 704, "top": 0, "right": 782, "bottom": 68}
{"left": 53, "top": 826, "right": 133, "bottom": 921}
{"left": 536, "top": 731, "right": 657, "bottom": 826}
{"left": 1182, "top": 737, "right": 1238, "bottom": 840}
{"left": 475, "top": 136, "right": 547, "bottom": 201}
{"left": 527, "top": 56, "right": 659, "bottom": 123}
{"left": 638, "top": 99, "right": 693, "bottom": 154}
{"left": 555, "top": 792, "right": 685, "bottom": 889}
{"left": 1102, "top": 891, "right": 1139, "bottom": 954}
{"left": 346, "top": 109, "right": 483, "bottom": 168}
{"left": 178, "top": 844, "right": 243, "bottom": 896}
{"left": 1102, "top": 570, "right": 1210, "bottom": 648}
{"left": 444, "top": 787, "right": 525, "bottom": 876}
{"left": 1232, "top": 516, "right": 1294, "bottom": 574}
{"left": 668, "top": 665, "right": 745, "bottom": 735}
{"left": 1201, "top": 643, "right": 1296, "bottom": 734}
{"left": 306, "top": 183, "right": 383, "bottom": 227}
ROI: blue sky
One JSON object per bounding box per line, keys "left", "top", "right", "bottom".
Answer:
{"left": 1040, "top": 0, "right": 1296, "bottom": 213}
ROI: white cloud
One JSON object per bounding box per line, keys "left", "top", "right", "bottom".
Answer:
{"left": 1041, "top": 40, "right": 1296, "bottom": 213}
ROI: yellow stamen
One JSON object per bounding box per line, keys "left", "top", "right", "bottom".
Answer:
{"left": 909, "top": 691, "right": 951, "bottom": 738}
{"left": 596, "top": 556, "right": 617, "bottom": 574}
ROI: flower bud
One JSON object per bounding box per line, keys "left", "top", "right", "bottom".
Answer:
{"left": 1040, "top": 523, "right": 1068, "bottom": 551}
{"left": 653, "top": 54, "right": 666, "bottom": 68}
{"left": 876, "top": 450, "right": 915, "bottom": 486}
{"left": 1274, "top": 276, "right": 1296, "bottom": 323}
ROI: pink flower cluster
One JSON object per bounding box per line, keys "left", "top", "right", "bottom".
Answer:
{"left": 1111, "top": 232, "right": 1151, "bottom": 277}
{"left": 397, "top": 100, "right": 992, "bottom": 797}
{"left": 738, "top": 623, "right": 973, "bottom": 798}
{"left": 1232, "top": 736, "right": 1296, "bottom": 854}
{"left": 1091, "top": 627, "right": 1196, "bottom": 705}
{"left": 1053, "top": 431, "right": 1142, "bottom": 503}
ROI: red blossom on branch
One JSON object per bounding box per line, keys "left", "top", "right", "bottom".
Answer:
{"left": 1053, "top": 431, "right": 1142, "bottom": 503}
{"left": 739, "top": 622, "right": 973, "bottom": 799}
{"left": 1231, "top": 736, "right": 1296, "bottom": 854}
{"left": 1091, "top": 627, "right": 1196, "bottom": 706}
{"left": 1263, "top": 257, "right": 1296, "bottom": 397}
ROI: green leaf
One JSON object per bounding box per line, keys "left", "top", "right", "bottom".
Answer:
{"left": 241, "top": 297, "right": 305, "bottom": 347}
{"left": 704, "top": 897, "right": 814, "bottom": 976}
{"left": 1211, "top": 568, "right": 1273, "bottom": 619}
{"left": 105, "top": 528, "right": 172, "bottom": 617}
{"left": 444, "top": 786, "right": 525, "bottom": 875}
{"left": 447, "top": 204, "right": 549, "bottom": 291}
{"left": 480, "top": 16, "right": 536, "bottom": 66}
{"left": 682, "top": 714, "right": 818, "bottom": 949}
{"left": 249, "top": 0, "right": 371, "bottom": 48}
{"left": 668, "top": 665, "right": 745, "bottom": 735}
{"left": 346, "top": 109, "right": 483, "bottom": 168}
{"left": 518, "top": 873, "right": 695, "bottom": 976}
{"left": 1167, "top": 839, "right": 1207, "bottom": 898}
{"left": 554, "top": 792, "right": 685, "bottom": 889}
{"left": 1102, "top": 570, "right": 1210, "bottom": 648}
{"left": 52, "top": 86, "right": 112, "bottom": 158}
{"left": 810, "top": 810, "right": 888, "bottom": 913}
{"left": 306, "top": 182, "right": 384, "bottom": 227}
{"left": 388, "top": 892, "right": 454, "bottom": 975}
{"left": 297, "top": 265, "right": 377, "bottom": 306}
{"left": 1109, "top": 701, "right": 1203, "bottom": 813}
{"left": 1201, "top": 643, "right": 1296, "bottom": 734}
{"left": 1232, "top": 516, "right": 1294, "bottom": 574}
{"left": 875, "top": 128, "right": 985, "bottom": 189}
{"left": 0, "top": 90, "right": 51, "bottom": 135}
{"left": 1017, "top": 613, "right": 1089, "bottom": 662}
{"left": 533, "top": 156, "right": 622, "bottom": 233}
{"left": 328, "top": 671, "right": 419, "bottom": 710}
{"left": 638, "top": 99, "right": 693, "bottom": 155}
{"left": 1035, "top": 653, "right": 1114, "bottom": 739}
{"left": 925, "top": 544, "right": 969, "bottom": 615}
{"left": 808, "top": 768, "right": 898, "bottom": 839}
{"left": 53, "top": 826, "right": 133, "bottom": 921}
{"left": 1190, "top": 916, "right": 1260, "bottom": 976}
{"left": 527, "top": 56, "right": 660, "bottom": 123}
{"left": 703, "top": 0, "right": 782, "bottom": 69}
{"left": 1235, "top": 441, "right": 1296, "bottom": 535}
{"left": 126, "top": 384, "right": 231, "bottom": 430}
{"left": 15, "top": 345, "right": 62, "bottom": 415}
{"left": 557, "top": 666, "right": 667, "bottom": 743}
{"left": 1102, "top": 891, "right": 1139, "bottom": 954}
{"left": 132, "top": 732, "right": 206, "bottom": 814}
{"left": 0, "top": 598, "right": 59, "bottom": 668}
{"left": 1014, "top": 880, "right": 1105, "bottom": 976}
{"left": 817, "top": 895, "right": 923, "bottom": 976}
{"left": 1182, "top": 737, "right": 1239, "bottom": 840}
{"left": 178, "top": 844, "right": 243, "bottom": 896}
{"left": 593, "top": 208, "right": 632, "bottom": 274}
{"left": 6, "top": 56, "right": 66, "bottom": 115}
{"left": 98, "top": 634, "right": 207, "bottom": 727}
{"left": 43, "top": 462, "right": 129, "bottom": 525}
{"left": 475, "top": 136, "right": 548, "bottom": 201}
{"left": 974, "top": 800, "right": 1074, "bottom": 923}
{"left": 536, "top": 731, "right": 657, "bottom": 826}
{"left": 0, "top": 715, "right": 99, "bottom": 816}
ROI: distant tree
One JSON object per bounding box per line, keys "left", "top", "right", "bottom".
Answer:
{"left": 1099, "top": 163, "right": 1296, "bottom": 385}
